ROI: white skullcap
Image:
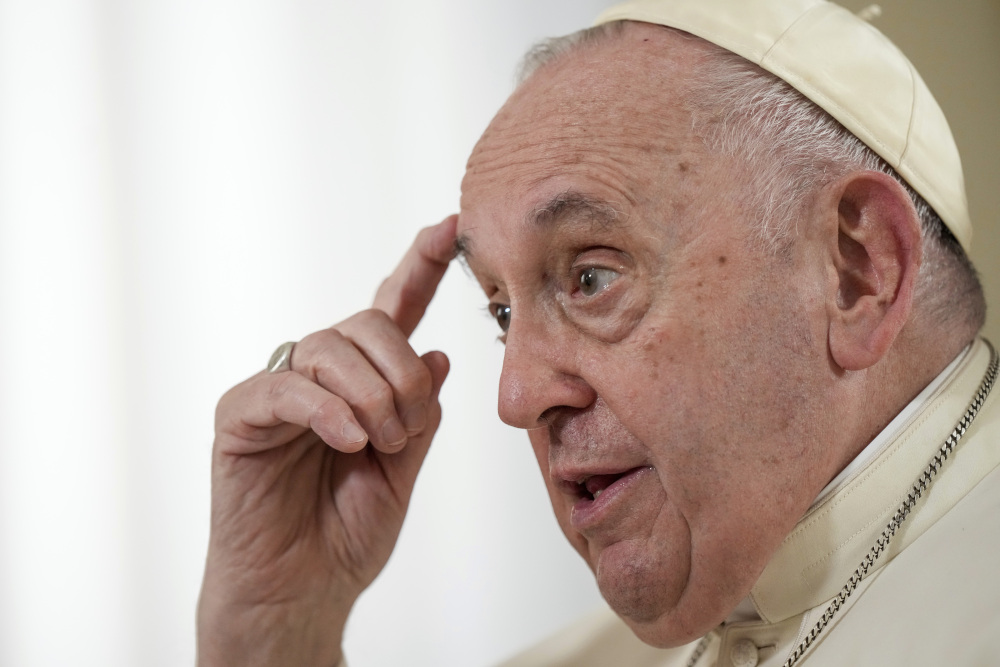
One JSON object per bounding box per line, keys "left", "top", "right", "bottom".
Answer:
{"left": 594, "top": 0, "right": 972, "bottom": 249}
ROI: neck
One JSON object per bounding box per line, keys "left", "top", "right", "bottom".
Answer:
{"left": 833, "top": 328, "right": 975, "bottom": 485}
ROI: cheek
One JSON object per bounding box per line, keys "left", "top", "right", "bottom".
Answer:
{"left": 569, "top": 291, "right": 651, "bottom": 344}
{"left": 591, "top": 324, "right": 696, "bottom": 443}
{"left": 601, "top": 261, "right": 794, "bottom": 448}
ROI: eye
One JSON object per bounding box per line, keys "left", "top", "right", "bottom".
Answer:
{"left": 491, "top": 303, "right": 511, "bottom": 332}
{"left": 578, "top": 267, "right": 619, "bottom": 297}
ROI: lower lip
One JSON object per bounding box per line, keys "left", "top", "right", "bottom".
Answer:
{"left": 570, "top": 466, "right": 650, "bottom": 531}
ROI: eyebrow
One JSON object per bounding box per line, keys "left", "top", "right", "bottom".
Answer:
{"left": 454, "top": 190, "right": 623, "bottom": 263}
{"left": 531, "top": 190, "right": 622, "bottom": 229}
{"left": 453, "top": 234, "right": 473, "bottom": 264}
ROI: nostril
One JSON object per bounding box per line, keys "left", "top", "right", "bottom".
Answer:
{"left": 539, "top": 407, "right": 561, "bottom": 427}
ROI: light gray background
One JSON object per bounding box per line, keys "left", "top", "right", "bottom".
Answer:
{"left": 0, "top": 2, "right": 995, "bottom": 666}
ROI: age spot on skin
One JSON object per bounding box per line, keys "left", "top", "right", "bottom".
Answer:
{"left": 641, "top": 327, "right": 665, "bottom": 353}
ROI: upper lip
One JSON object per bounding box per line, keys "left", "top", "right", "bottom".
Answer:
{"left": 545, "top": 403, "right": 650, "bottom": 500}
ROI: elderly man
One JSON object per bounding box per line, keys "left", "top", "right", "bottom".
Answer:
{"left": 197, "top": 1, "right": 998, "bottom": 665}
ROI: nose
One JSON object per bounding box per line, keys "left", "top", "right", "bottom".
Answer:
{"left": 497, "top": 316, "right": 597, "bottom": 429}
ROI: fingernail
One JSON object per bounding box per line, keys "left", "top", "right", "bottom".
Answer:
{"left": 342, "top": 422, "right": 367, "bottom": 444}
{"left": 382, "top": 419, "right": 407, "bottom": 447}
{"left": 403, "top": 403, "right": 427, "bottom": 434}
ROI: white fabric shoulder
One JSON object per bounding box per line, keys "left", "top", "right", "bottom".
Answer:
{"left": 496, "top": 606, "right": 697, "bottom": 667}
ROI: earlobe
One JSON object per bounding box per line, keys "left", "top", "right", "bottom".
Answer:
{"left": 826, "top": 172, "right": 922, "bottom": 371}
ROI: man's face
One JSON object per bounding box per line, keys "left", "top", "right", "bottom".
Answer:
{"left": 457, "top": 24, "right": 842, "bottom": 646}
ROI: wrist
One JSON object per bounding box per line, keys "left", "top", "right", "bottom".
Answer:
{"left": 196, "top": 585, "right": 348, "bottom": 667}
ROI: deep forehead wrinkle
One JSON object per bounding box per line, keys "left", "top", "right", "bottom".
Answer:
{"left": 455, "top": 190, "right": 624, "bottom": 266}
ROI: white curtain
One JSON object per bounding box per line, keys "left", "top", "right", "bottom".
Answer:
{"left": 0, "top": 1, "right": 613, "bottom": 665}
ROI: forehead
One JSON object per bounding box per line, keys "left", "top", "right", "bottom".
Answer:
{"left": 458, "top": 24, "right": 713, "bottom": 252}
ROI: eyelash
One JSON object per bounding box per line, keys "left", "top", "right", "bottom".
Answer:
{"left": 483, "top": 302, "right": 510, "bottom": 341}
{"left": 481, "top": 261, "right": 622, "bottom": 340}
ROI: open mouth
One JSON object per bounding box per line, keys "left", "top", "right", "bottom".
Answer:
{"left": 565, "top": 466, "right": 651, "bottom": 531}
{"left": 575, "top": 467, "right": 645, "bottom": 501}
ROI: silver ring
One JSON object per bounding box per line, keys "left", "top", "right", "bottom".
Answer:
{"left": 267, "top": 341, "right": 296, "bottom": 373}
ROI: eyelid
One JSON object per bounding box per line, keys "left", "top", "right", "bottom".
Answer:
{"left": 570, "top": 246, "right": 627, "bottom": 271}
{"left": 573, "top": 264, "right": 622, "bottom": 278}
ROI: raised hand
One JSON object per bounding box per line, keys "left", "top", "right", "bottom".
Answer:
{"left": 197, "top": 215, "right": 458, "bottom": 667}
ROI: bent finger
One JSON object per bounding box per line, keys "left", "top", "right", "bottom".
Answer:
{"left": 377, "top": 349, "right": 451, "bottom": 490}
{"left": 294, "top": 325, "right": 418, "bottom": 452}
{"left": 337, "top": 310, "right": 435, "bottom": 434}
{"left": 216, "top": 371, "right": 369, "bottom": 455}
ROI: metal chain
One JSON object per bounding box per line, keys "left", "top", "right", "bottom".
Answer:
{"left": 684, "top": 636, "right": 710, "bottom": 667}
{"left": 782, "top": 341, "right": 999, "bottom": 667}
{"left": 683, "top": 342, "right": 999, "bottom": 667}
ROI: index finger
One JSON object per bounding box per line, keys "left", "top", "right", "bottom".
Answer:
{"left": 372, "top": 214, "right": 458, "bottom": 337}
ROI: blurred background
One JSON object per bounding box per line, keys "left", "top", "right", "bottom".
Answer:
{"left": 0, "top": 1, "right": 996, "bottom": 665}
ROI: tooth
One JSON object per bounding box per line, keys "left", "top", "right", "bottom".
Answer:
{"left": 593, "top": 489, "right": 603, "bottom": 500}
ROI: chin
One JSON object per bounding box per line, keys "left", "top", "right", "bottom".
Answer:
{"left": 593, "top": 541, "right": 732, "bottom": 649}
{"left": 606, "top": 586, "right": 724, "bottom": 649}
{"left": 591, "top": 544, "right": 702, "bottom": 648}
{"left": 619, "top": 613, "right": 709, "bottom": 649}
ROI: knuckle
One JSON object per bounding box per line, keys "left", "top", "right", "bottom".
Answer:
{"left": 395, "top": 364, "right": 433, "bottom": 400}
{"left": 353, "top": 308, "right": 391, "bottom": 328}
{"left": 298, "top": 327, "right": 345, "bottom": 356}
{"left": 266, "top": 371, "right": 298, "bottom": 401}
{"left": 215, "top": 372, "right": 273, "bottom": 427}
{"left": 355, "top": 380, "right": 395, "bottom": 413}
{"left": 294, "top": 329, "right": 347, "bottom": 378}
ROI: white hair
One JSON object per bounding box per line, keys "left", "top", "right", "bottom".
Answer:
{"left": 517, "top": 22, "right": 985, "bottom": 334}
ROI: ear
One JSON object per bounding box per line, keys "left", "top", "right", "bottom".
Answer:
{"left": 825, "top": 171, "right": 922, "bottom": 371}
